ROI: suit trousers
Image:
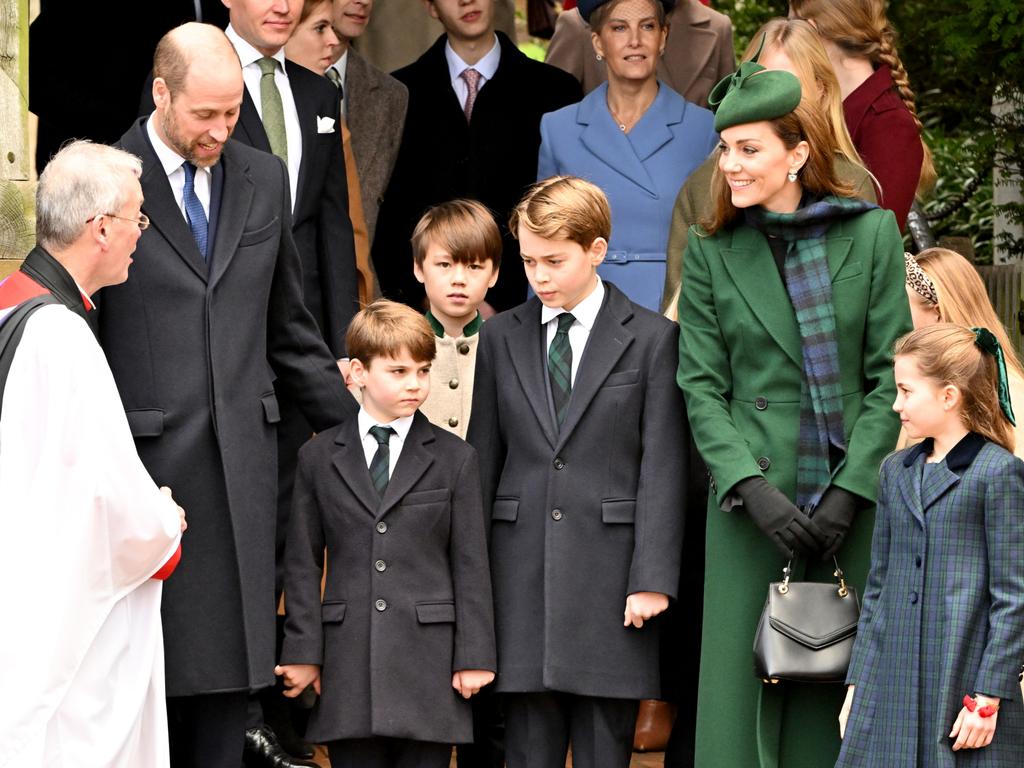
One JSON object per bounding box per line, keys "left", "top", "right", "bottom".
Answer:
{"left": 503, "top": 692, "right": 639, "bottom": 768}
{"left": 327, "top": 737, "right": 452, "bottom": 768}
{"left": 167, "top": 691, "right": 248, "bottom": 768}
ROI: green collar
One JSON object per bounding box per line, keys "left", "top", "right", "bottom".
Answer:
{"left": 426, "top": 310, "right": 482, "bottom": 339}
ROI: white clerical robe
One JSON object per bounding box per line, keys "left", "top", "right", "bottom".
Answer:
{"left": 0, "top": 304, "right": 182, "bottom": 768}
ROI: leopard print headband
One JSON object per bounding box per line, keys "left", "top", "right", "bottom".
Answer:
{"left": 904, "top": 252, "right": 938, "bottom": 305}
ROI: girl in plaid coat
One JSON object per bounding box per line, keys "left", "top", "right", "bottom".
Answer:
{"left": 837, "top": 324, "right": 1024, "bottom": 767}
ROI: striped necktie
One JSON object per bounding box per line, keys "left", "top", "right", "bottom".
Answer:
{"left": 181, "top": 162, "right": 208, "bottom": 260}
{"left": 548, "top": 312, "right": 575, "bottom": 427}
{"left": 258, "top": 57, "right": 288, "bottom": 165}
{"left": 369, "top": 425, "right": 395, "bottom": 497}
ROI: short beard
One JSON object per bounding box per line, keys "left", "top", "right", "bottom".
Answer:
{"left": 160, "top": 107, "right": 225, "bottom": 168}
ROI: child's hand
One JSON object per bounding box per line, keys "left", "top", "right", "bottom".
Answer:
{"left": 451, "top": 669, "right": 495, "bottom": 699}
{"left": 274, "top": 664, "right": 321, "bottom": 698}
{"left": 838, "top": 685, "right": 855, "bottom": 739}
{"left": 624, "top": 592, "right": 669, "bottom": 628}
{"left": 949, "top": 694, "right": 1000, "bottom": 750}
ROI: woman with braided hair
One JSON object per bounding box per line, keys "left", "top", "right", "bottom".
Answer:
{"left": 789, "top": 0, "right": 935, "bottom": 232}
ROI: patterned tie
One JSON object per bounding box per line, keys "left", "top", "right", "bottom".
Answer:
{"left": 181, "top": 162, "right": 208, "bottom": 260}
{"left": 258, "top": 57, "right": 288, "bottom": 164}
{"left": 548, "top": 313, "right": 575, "bottom": 427}
{"left": 368, "top": 425, "right": 395, "bottom": 497}
{"left": 460, "top": 67, "right": 481, "bottom": 122}
{"left": 325, "top": 66, "right": 344, "bottom": 99}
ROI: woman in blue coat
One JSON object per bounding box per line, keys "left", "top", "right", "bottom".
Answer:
{"left": 537, "top": 0, "right": 718, "bottom": 312}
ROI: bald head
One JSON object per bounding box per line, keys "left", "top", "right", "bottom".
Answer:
{"left": 154, "top": 22, "right": 243, "bottom": 101}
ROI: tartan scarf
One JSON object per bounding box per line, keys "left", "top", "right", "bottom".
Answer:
{"left": 745, "top": 195, "right": 877, "bottom": 510}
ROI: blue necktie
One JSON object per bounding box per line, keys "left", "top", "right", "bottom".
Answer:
{"left": 181, "top": 162, "right": 209, "bottom": 260}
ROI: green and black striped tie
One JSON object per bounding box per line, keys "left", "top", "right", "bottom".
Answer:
{"left": 548, "top": 313, "right": 576, "bottom": 427}
{"left": 368, "top": 425, "right": 395, "bottom": 497}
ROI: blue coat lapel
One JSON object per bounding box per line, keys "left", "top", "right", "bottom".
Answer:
{"left": 578, "top": 84, "right": 658, "bottom": 196}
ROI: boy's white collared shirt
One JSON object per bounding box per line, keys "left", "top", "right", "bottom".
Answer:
{"left": 445, "top": 35, "right": 501, "bottom": 111}
{"left": 540, "top": 277, "right": 605, "bottom": 386}
{"left": 358, "top": 408, "right": 414, "bottom": 480}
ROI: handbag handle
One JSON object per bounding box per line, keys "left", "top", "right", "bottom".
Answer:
{"left": 778, "top": 557, "right": 849, "bottom": 598}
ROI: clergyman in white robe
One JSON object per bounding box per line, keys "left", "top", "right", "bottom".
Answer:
{"left": 0, "top": 302, "right": 183, "bottom": 768}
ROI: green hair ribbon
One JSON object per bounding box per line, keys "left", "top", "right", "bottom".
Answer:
{"left": 972, "top": 327, "right": 1016, "bottom": 426}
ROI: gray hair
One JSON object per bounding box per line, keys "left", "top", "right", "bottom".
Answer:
{"left": 36, "top": 141, "right": 143, "bottom": 251}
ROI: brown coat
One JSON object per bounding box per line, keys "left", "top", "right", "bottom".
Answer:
{"left": 544, "top": 1, "right": 734, "bottom": 108}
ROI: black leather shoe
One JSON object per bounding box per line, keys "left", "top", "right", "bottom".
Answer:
{"left": 243, "top": 726, "right": 318, "bottom": 768}
{"left": 275, "top": 729, "right": 315, "bottom": 760}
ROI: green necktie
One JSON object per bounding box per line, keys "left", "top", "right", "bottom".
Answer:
{"left": 368, "top": 425, "right": 395, "bottom": 497}
{"left": 258, "top": 57, "right": 288, "bottom": 165}
{"left": 548, "top": 313, "right": 576, "bottom": 427}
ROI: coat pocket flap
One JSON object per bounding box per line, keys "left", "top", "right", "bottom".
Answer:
{"left": 237, "top": 218, "right": 279, "bottom": 248}
{"left": 603, "top": 369, "right": 640, "bottom": 387}
{"left": 402, "top": 488, "right": 450, "bottom": 506}
{"left": 602, "top": 499, "right": 636, "bottom": 524}
{"left": 415, "top": 602, "right": 456, "bottom": 624}
{"left": 261, "top": 393, "right": 281, "bottom": 424}
{"left": 492, "top": 498, "right": 519, "bottom": 522}
{"left": 767, "top": 585, "right": 859, "bottom": 650}
{"left": 125, "top": 409, "right": 164, "bottom": 437}
{"left": 321, "top": 601, "right": 347, "bottom": 623}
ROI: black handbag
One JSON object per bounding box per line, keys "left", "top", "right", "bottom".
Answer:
{"left": 753, "top": 559, "right": 860, "bottom": 684}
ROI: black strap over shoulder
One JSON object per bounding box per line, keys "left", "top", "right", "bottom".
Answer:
{"left": 0, "top": 294, "right": 61, "bottom": 421}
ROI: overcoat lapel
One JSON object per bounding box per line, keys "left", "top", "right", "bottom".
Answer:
{"left": 209, "top": 146, "right": 255, "bottom": 288}
{"left": 345, "top": 52, "right": 378, "bottom": 149}
{"left": 826, "top": 236, "right": 854, "bottom": 281}
{"left": 665, "top": 4, "right": 719, "bottom": 99}
{"left": 555, "top": 287, "right": 633, "bottom": 451}
{"left": 920, "top": 462, "right": 960, "bottom": 511}
{"left": 506, "top": 300, "right": 558, "bottom": 449}
{"left": 331, "top": 419, "right": 379, "bottom": 516}
{"left": 578, "top": 85, "right": 658, "bottom": 197}
{"left": 896, "top": 449, "right": 925, "bottom": 526}
{"left": 376, "top": 415, "right": 435, "bottom": 520}
{"left": 286, "top": 60, "right": 313, "bottom": 213}
{"left": 720, "top": 227, "right": 801, "bottom": 367}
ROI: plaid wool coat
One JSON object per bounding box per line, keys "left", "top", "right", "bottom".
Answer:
{"left": 838, "top": 433, "right": 1024, "bottom": 767}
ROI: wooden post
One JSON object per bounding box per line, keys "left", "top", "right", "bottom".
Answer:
{"left": 0, "top": 0, "right": 33, "bottom": 275}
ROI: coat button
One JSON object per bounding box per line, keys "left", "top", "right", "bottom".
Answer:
{"left": 448, "top": 417, "right": 459, "bottom": 428}
{"left": 914, "top": 555, "right": 922, "bottom": 568}
{"left": 757, "top": 456, "right": 771, "bottom": 471}
{"left": 376, "top": 521, "right": 388, "bottom": 534}
{"left": 374, "top": 559, "right": 386, "bottom": 572}
{"left": 449, "top": 378, "right": 459, "bottom": 389}
{"left": 909, "top": 591, "right": 918, "bottom": 604}
{"left": 375, "top": 599, "right": 387, "bottom": 612}
{"left": 755, "top": 397, "right": 768, "bottom": 410}
{"left": 551, "top": 508, "right": 563, "bottom": 521}
{"left": 458, "top": 343, "right": 471, "bottom": 355}
{"left": 553, "top": 457, "right": 565, "bottom": 470}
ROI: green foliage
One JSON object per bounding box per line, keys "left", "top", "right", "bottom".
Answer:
{"left": 711, "top": 0, "right": 789, "bottom": 55}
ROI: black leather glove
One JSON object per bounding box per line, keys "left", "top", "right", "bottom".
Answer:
{"left": 735, "top": 477, "right": 825, "bottom": 559}
{"left": 810, "top": 486, "right": 859, "bottom": 560}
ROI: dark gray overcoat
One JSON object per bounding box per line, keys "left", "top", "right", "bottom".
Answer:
{"left": 467, "top": 283, "right": 687, "bottom": 699}
{"left": 838, "top": 434, "right": 1024, "bottom": 767}
{"left": 280, "top": 412, "right": 496, "bottom": 744}
{"left": 100, "top": 120, "right": 356, "bottom": 696}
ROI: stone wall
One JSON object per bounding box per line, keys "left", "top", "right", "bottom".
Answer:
{"left": 0, "top": 0, "right": 32, "bottom": 276}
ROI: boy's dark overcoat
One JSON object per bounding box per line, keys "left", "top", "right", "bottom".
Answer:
{"left": 467, "top": 283, "right": 686, "bottom": 699}
{"left": 280, "top": 412, "right": 496, "bottom": 744}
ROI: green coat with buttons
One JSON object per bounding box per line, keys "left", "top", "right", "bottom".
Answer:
{"left": 675, "top": 206, "right": 912, "bottom": 768}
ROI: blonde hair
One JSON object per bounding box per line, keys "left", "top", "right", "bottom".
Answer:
{"left": 895, "top": 324, "right": 1014, "bottom": 452}
{"left": 789, "top": 0, "right": 936, "bottom": 196}
{"left": 345, "top": 300, "right": 436, "bottom": 367}
{"left": 743, "top": 19, "right": 862, "bottom": 168}
{"left": 913, "top": 247, "right": 1024, "bottom": 378}
{"left": 704, "top": 97, "right": 853, "bottom": 234}
{"left": 411, "top": 199, "right": 502, "bottom": 269}
{"left": 510, "top": 176, "right": 612, "bottom": 249}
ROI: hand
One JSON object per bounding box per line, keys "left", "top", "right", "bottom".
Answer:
{"left": 275, "top": 664, "right": 321, "bottom": 698}
{"left": 950, "top": 695, "right": 999, "bottom": 751}
{"left": 735, "top": 477, "right": 825, "bottom": 558}
{"left": 812, "top": 486, "right": 858, "bottom": 560}
{"left": 160, "top": 486, "right": 187, "bottom": 533}
{"left": 838, "top": 685, "right": 855, "bottom": 739}
{"left": 451, "top": 669, "right": 495, "bottom": 699}
{"left": 623, "top": 592, "right": 669, "bottom": 628}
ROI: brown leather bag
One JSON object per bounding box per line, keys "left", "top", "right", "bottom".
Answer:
{"left": 633, "top": 699, "right": 677, "bottom": 752}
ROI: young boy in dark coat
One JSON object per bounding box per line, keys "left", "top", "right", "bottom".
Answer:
{"left": 277, "top": 300, "right": 496, "bottom": 768}
{"left": 467, "top": 176, "right": 688, "bottom": 767}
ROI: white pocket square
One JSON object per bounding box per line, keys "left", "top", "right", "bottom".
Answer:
{"left": 317, "top": 116, "right": 336, "bottom": 134}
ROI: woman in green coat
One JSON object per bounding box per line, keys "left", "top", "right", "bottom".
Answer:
{"left": 675, "top": 61, "right": 911, "bottom": 767}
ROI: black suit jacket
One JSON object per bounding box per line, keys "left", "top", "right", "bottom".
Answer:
{"left": 281, "top": 411, "right": 495, "bottom": 743}
{"left": 101, "top": 119, "right": 356, "bottom": 696}
{"left": 373, "top": 33, "right": 581, "bottom": 312}
{"left": 467, "top": 283, "right": 687, "bottom": 698}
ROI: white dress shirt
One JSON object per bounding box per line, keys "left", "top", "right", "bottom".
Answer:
{"left": 357, "top": 408, "right": 414, "bottom": 481}
{"left": 226, "top": 24, "right": 302, "bottom": 211}
{"left": 444, "top": 36, "right": 501, "bottom": 111}
{"left": 146, "top": 114, "right": 212, "bottom": 221}
{"left": 540, "top": 277, "right": 606, "bottom": 386}
{"left": 327, "top": 50, "right": 349, "bottom": 118}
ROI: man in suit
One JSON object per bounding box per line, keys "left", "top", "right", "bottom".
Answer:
{"left": 372, "top": 0, "right": 582, "bottom": 313}
{"left": 545, "top": 0, "right": 734, "bottom": 108}
{"left": 102, "top": 23, "right": 356, "bottom": 768}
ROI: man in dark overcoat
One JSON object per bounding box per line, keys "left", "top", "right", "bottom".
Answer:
{"left": 100, "top": 24, "right": 355, "bottom": 768}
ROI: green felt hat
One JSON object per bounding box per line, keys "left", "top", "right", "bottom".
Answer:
{"left": 708, "top": 35, "right": 802, "bottom": 132}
